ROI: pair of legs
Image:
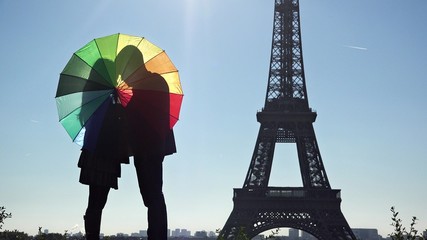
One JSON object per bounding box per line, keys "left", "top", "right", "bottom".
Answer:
{"left": 84, "top": 185, "right": 109, "bottom": 240}
{"left": 84, "top": 154, "right": 167, "bottom": 240}
{"left": 134, "top": 153, "right": 168, "bottom": 239}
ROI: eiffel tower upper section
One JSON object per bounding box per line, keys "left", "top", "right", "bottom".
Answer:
{"left": 264, "top": 0, "right": 309, "bottom": 112}
{"left": 243, "top": 0, "right": 331, "bottom": 189}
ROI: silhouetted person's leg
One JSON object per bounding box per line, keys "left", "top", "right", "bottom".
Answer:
{"left": 134, "top": 153, "right": 167, "bottom": 240}
{"left": 85, "top": 185, "right": 110, "bottom": 240}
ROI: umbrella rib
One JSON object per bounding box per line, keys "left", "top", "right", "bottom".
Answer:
{"left": 144, "top": 50, "right": 164, "bottom": 65}
{"left": 159, "top": 69, "right": 179, "bottom": 75}
{"left": 118, "top": 38, "right": 156, "bottom": 81}
{"left": 118, "top": 35, "right": 144, "bottom": 81}
{"left": 144, "top": 51, "right": 179, "bottom": 75}
{"left": 121, "top": 71, "right": 180, "bottom": 89}
{"left": 71, "top": 52, "right": 114, "bottom": 88}
{"left": 91, "top": 40, "right": 114, "bottom": 87}
{"left": 59, "top": 90, "right": 112, "bottom": 122}
{"left": 71, "top": 96, "right": 106, "bottom": 142}
{"left": 59, "top": 73, "right": 112, "bottom": 88}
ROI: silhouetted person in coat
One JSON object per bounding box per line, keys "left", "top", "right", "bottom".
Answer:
{"left": 78, "top": 46, "right": 175, "bottom": 240}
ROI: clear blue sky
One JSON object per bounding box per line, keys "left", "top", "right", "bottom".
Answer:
{"left": 1, "top": 0, "right": 426, "bottom": 237}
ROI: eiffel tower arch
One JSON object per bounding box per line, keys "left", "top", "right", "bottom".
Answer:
{"left": 219, "top": 0, "right": 357, "bottom": 239}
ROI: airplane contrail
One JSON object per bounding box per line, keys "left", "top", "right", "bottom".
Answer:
{"left": 343, "top": 45, "right": 368, "bottom": 51}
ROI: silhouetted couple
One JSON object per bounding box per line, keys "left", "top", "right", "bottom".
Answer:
{"left": 78, "top": 46, "right": 174, "bottom": 240}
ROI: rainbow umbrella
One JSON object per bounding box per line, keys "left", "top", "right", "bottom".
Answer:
{"left": 55, "top": 33, "right": 183, "bottom": 150}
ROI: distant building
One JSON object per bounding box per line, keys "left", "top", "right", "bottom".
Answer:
{"left": 132, "top": 229, "right": 166, "bottom": 237}
{"left": 194, "top": 230, "right": 208, "bottom": 237}
{"left": 352, "top": 228, "right": 380, "bottom": 240}
{"left": 208, "top": 231, "right": 216, "bottom": 237}
{"left": 182, "top": 229, "right": 191, "bottom": 237}
{"left": 171, "top": 228, "right": 191, "bottom": 237}
{"left": 139, "top": 230, "right": 148, "bottom": 237}
{"left": 116, "top": 232, "right": 129, "bottom": 237}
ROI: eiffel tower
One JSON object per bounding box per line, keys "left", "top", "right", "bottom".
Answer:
{"left": 219, "top": 0, "right": 356, "bottom": 239}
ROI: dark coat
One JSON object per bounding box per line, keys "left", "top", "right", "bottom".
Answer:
{"left": 78, "top": 95, "right": 176, "bottom": 189}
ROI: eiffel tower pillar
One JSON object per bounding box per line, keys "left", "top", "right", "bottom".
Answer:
{"left": 219, "top": 0, "right": 356, "bottom": 239}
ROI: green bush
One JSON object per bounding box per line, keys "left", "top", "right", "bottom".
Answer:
{"left": 217, "top": 227, "right": 250, "bottom": 240}
{"left": 0, "top": 230, "right": 30, "bottom": 240}
{"left": 0, "top": 206, "right": 12, "bottom": 230}
{"left": 389, "top": 206, "right": 425, "bottom": 240}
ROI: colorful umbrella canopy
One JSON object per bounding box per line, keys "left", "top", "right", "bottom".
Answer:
{"left": 55, "top": 33, "right": 183, "bottom": 149}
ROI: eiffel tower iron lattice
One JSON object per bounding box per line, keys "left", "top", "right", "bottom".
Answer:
{"left": 218, "top": 0, "right": 357, "bottom": 239}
